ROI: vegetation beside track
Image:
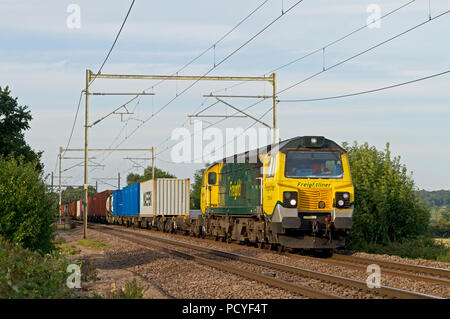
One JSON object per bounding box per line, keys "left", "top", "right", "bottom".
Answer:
{"left": 348, "top": 236, "right": 450, "bottom": 262}
{"left": 0, "top": 237, "right": 77, "bottom": 298}
{"left": 343, "top": 141, "right": 450, "bottom": 262}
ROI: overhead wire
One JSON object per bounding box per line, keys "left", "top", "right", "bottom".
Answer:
{"left": 156, "top": 4, "right": 450, "bottom": 163}
{"left": 278, "top": 70, "right": 450, "bottom": 102}
{"left": 58, "top": 0, "right": 135, "bottom": 183}
{"left": 88, "top": 0, "right": 136, "bottom": 87}
{"left": 277, "top": 10, "right": 450, "bottom": 95}
{"left": 148, "top": 0, "right": 271, "bottom": 90}
{"left": 92, "top": 0, "right": 275, "bottom": 172}
{"left": 102, "top": 0, "right": 307, "bottom": 160}
{"left": 210, "top": 0, "right": 418, "bottom": 95}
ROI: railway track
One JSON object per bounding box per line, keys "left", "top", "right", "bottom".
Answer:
{"left": 157, "top": 223, "right": 450, "bottom": 287}
{"left": 330, "top": 254, "right": 450, "bottom": 286}
{"left": 81, "top": 222, "right": 441, "bottom": 299}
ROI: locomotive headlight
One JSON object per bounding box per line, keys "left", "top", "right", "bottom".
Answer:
{"left": 335, "top": 192, "right": 350, "bottom": 208}
{"left": 283, "top": 191, "right": 298, "bottom": 208}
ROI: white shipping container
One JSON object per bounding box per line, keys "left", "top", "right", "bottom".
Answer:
{"left": 140, "top": 178, "right": 190, "bottom": 218}
{"left": 76, "top": 200, "right": 82, "bottom": 218}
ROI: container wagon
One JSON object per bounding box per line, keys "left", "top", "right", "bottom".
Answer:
{"left": 111, "top": 183, "right": 140, "bottom": 226}
{"left": 88, "top": 190, "right": 113, "bottom": 223}
{"left": 139, "top": 178, "right": 190, "bottom": 231}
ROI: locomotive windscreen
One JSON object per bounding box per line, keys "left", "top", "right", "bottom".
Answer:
{"left": 284, "top": 150, "right": 343, "bottom": 179}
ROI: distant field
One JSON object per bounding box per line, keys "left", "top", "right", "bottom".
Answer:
{"left": 435, "top": 238, "right": 450, "bottom": 248}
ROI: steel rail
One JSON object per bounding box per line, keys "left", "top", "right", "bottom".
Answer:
{"left": 85, "top": 222, "right": 440, "bottom": 299}
{"left": 332, "top": 254, "right": 450, "bottom": 281}
{"left": 87, "top": 223, "right": 338, "bottom": 299}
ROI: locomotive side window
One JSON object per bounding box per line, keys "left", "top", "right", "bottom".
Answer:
{"left": 285, "top": 151, "right": 343, "bottom": 179}
{"left": 208, "top": 172, "right": 217, "bottom": 185}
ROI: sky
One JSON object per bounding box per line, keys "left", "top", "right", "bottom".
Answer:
{"left": 0, "top": 0, "right": 449, "bottom": 191}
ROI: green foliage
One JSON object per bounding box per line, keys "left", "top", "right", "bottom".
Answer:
{"left": 0, "top": 156, "right": 56, "bottom": 253}
{"left": 353, "top": 236, "right": 450, "bottom": 262}
{"left": 61, "top": 186, "right": 96, "bottom": 204}
{"left": 190, "top": 165, "right": 207, "bottom": 209}
{"left": 418, "top": 189, "right": 450, "bottom": 207}
{"left": 0, "top": 86, "right": 43, "bottom": 171}
{"left": 57, "top": 242, "right": 81, "bottom": 256}
{"left": 111, "top": 278, "right": 144, "bottom": 299}
{"left": 0, "top": 239, "right": 76, "bottom": 298}
{"left": 127, "top": 166, "right": 176, "bottom": 185}
{"left": 428, "top": 207, "right": 450, "bottom": 238}
{"left": 77, "top": 257, "right": 98, "bottom": 282}
{"left": 76, "top": 239, "right": 109, "bottom": 250}
{"left": 342, "top": 141, "right": 430, "bottom": 247}
{"left": 419, "top": 190, "right": 450, "bottom": 238}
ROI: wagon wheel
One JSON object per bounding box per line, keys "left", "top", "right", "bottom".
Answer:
{"left": 277, "top": 245, "right": 285, "bottom": 253}
{"left": 257, "top": 242, "right": 264, "bottom": 249}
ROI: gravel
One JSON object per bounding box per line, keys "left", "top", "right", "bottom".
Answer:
{"left": 113, "top": 225, "right": 449, "bottom": 299}
{"left": 67, "top": 225, "right": 305, "bottom": 299}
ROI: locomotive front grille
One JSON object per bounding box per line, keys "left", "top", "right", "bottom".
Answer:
{"left": 298, "top": 188, "right": 332, "bottom": 211}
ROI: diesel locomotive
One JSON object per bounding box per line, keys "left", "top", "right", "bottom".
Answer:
{"left": 198, "top": 135, "right": 354, "bottom": 253}
{"left": 66, "top": 136, "right": 354, "bottom": 255}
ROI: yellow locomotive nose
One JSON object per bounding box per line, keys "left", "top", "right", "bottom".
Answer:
{"left": 298, "top": 188, "right": 332, "bottom": 211}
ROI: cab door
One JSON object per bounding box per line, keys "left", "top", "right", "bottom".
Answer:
{"left": 200, "top": 164, "right": 220, "bottom": 213}
{"left": 263, "top": 153, "right": 277, "bottom": 215}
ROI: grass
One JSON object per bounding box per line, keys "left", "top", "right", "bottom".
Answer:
{"left": 110, "top": 278, "right": 145, "bottom": 299}
{"left": 76, "top": 239, "right": 109, "bottom": 250}
{"left": 57, "top": 243, "right": 81, "bottom": 256}
{"left": 77, "top": 257, "right": 98, "bottom": 282}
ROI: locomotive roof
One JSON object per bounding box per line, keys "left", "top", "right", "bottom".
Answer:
{"left": 208, "top": 136, "right": 345, "bottom": 169}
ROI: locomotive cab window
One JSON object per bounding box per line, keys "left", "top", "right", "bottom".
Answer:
{"left": 208, "top": 172, "right": 217, "bottom": 185}
{"left": 285, "top": 151, "right": 343, "bottom": 179}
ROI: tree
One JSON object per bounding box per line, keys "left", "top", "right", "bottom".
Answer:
{"left": 61, "top": 186, "right": 97, "bottom": 204}
{"left": 126, "top": 166, "right": 176, "bottom": 185}
{"left": 0, "top": 156, "right": 55, "bottom": 253}
{"left": 190, "top": 166, "right": 206, "bottom": 209}
{"left": 343, "top": 141, "right": 430, "bottom": 247}
{"left": 0, "top": 86, "right": 43, "bottom": 171}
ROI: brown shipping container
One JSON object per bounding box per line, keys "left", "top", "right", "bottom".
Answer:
{"left": 88, "top": 190, "right": 114, "bottom": 217}
{"left": 71, "top": 202, "right": 76, "bottom": 217}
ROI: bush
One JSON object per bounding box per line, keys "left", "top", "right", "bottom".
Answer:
{"left": 342, "top": 142, "right": 430, "bottom": 247}
{"left": 0, "top": 239, "right": 76, "bottom": 298}
{"left": 0, "top": 156, "right": 56, "bottom": 253}
{"left": 352, "top": 236, "right": 450, "bottom": 262}
{"left": 110, "top": 278, "right": 144, "bottom": 299}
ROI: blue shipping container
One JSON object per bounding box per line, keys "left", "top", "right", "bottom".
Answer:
{"left": 113, "top": 183, "right": 140, "bottom": 217}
